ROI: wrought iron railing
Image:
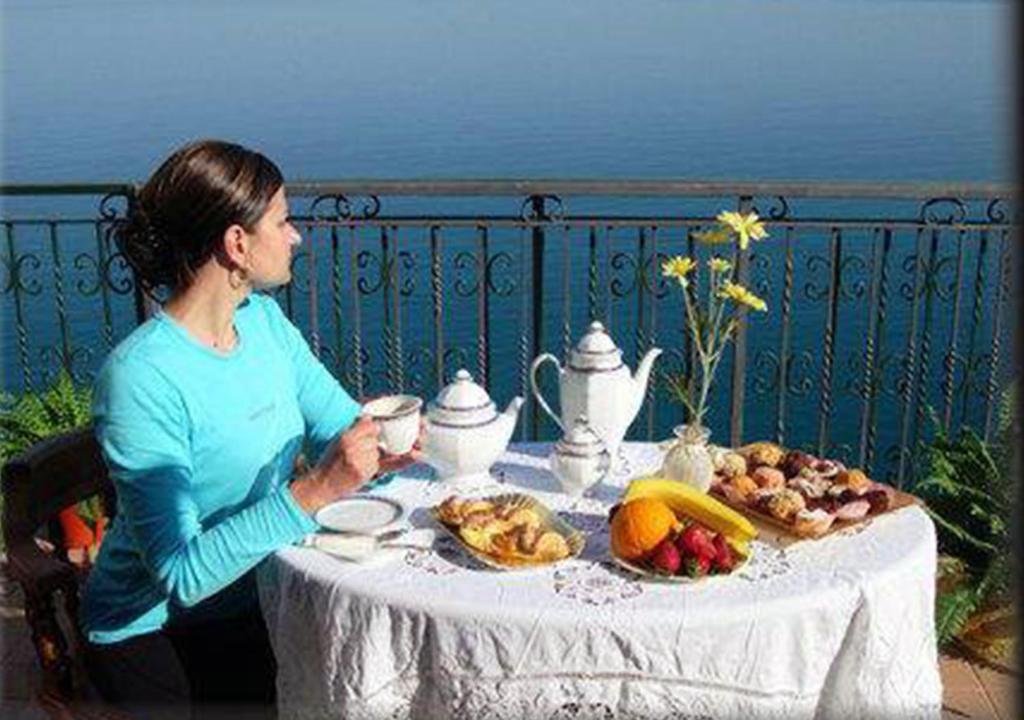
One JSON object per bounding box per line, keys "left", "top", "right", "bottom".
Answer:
{"left": 1, "top": 180, "right": 1016, "bottom": 488}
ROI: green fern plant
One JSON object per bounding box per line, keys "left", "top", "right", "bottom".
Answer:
{"left": 1, "top": 371, "right": 97, "bottom": 549}
{"left": 917, "top": 385, "right": 1016, "bottom": 650}
{"left": 0, "top": 369, "right": 93, "bottom": 464}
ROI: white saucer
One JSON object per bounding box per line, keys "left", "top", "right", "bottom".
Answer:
{"left": 314, "top": 495, "right": 405, "bottom": 535}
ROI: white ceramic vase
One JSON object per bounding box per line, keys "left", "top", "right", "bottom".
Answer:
{"left": 660, "top": 423, "right": 714, "bottom": 493}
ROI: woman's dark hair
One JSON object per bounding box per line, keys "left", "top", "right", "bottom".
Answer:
{"left": 117, "top": 139, "right": 284, "bottom": 296}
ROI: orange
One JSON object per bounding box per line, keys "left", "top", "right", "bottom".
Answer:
{"left": 610, "top": 498, "right": 677, "bottom": 561}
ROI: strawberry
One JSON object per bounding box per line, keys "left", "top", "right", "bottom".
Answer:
{"left": 677, "top": 524, "right": 716, "bottom": 561}
{"left": 682, "top": 555, "right": 711, "bottom": 578}
{"left": 649, "top": 539, "right": 681, "bottom": 575}
{"left": 711, "top": 533, "right": 735, "bottom": 573}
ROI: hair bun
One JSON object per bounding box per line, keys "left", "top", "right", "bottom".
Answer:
{"left": 116, "top": 201, "right": 176, "bottom": 293}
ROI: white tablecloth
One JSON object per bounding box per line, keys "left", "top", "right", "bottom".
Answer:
{"left": 258, "top": 443, "right": 942, "bottom": 720}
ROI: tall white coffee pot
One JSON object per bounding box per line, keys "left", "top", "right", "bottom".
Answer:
{"left": 530, "top": 322, "right": 661, "bottom": 470}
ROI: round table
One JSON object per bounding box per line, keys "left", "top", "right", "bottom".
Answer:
{"left": 258, "top": 443, "right": 942, "bottom": 720}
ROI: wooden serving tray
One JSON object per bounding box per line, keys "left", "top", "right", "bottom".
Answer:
{"left": 710, "top": 486, "right": 922, "bottom": 543}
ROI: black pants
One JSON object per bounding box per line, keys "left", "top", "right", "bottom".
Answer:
{"left": 85, "top": 578, "right": 276, "bottom": 720}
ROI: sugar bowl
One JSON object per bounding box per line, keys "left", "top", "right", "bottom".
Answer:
{"left": 549, "top": 415, "right": 611, "bottom": 496}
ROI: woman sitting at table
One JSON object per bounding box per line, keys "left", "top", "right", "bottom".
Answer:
{"left": 80, "top": 139, "right": 419, "bottom": 719}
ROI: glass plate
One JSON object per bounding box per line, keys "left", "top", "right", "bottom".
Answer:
{"left": 432, "top": 492, "right": 585, "bottom": 570}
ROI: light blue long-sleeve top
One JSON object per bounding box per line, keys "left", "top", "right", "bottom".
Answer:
{"left": 81, "top": 292, "right": 360, "bottom": 644}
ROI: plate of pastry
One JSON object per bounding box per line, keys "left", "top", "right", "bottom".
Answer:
{"left": 708, "top": 442, "right": 920, "bottom": 540}
{"left": 432, "top": 493, "right": 584, "bottom": 569}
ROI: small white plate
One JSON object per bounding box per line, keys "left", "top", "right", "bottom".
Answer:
{"left": 314, "top": 495, "right": 405, "bottom": 535}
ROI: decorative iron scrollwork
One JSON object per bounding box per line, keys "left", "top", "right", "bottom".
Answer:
{"left": 486, "top": 252, "right": 517, "bottom": 296}
{"left": 453, "top": 251, "right": 480, "bottom": 297}
{"left": 752, "top": 349, "right": 815, "bottom": 397}
{"left": 98, "top": 191, "right": 131, "bottom": 221}
{"left": 519, "top": 194, "right": 565, "bottom": 222}
{"left": 11, "top": 253, "right": 43, "bottom": 296}
{"left": 442, "top": 347, "right": 471, "bottom": 380}
{"left": 102, "top": 252, "right": 135, "bottom": 295}
{"left": 752, "top": 195, "right": 790, "bottom": 221}
{"left": 309, "top": 193, "right": 381, "bottom": 220}
{"left": 803, "top": 254, "right": 832, "bottom": 301}
{"left": 72, "top": 253, "right": 101, "bottom": 296}
{"left": 643, "top": 251, "right": 672, "bottom": 299}
{"left": 609, "top": 252, "right": 639, "bottom": 298}
{"left": 899, "top": 252, "right": 958, "bottom": 301}
{"left": 839, "top": 256, "right": 868, "bottom": 301}
{"left": 750, "top": 252, "right": 772, "bottom": 297}
{"left": 919, "top": 197, "right": 967, "bottom": 225}
{"left": 985, "top": 198, "right": 1008, "bottom": 224}
{"left": 288, "top": 250, "right": 311, "bottom": 293}
{"left": 751, "top": 349, "right": 780, "bottom": 395}
{"left": 354, "top": 248, "right": 417, "bottom": 297}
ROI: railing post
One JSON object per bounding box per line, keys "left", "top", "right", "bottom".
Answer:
{"left": 529, "top": 195, "right": 546, "bottom": 440}
{"left": 729, "top": 196, "right": 753, "bottom": 447}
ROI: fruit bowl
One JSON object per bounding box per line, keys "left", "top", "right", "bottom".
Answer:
{"left": 607, "top": 477, "right": 758, "bottom": 583}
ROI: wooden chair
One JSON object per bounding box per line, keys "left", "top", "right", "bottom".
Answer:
{"left": 1, "top": 427, "right": 126, "bottom": 719}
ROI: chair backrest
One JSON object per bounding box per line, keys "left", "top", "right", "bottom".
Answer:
{"left": 2, "top": 427, "right": 113, "bottom": 552}
{"left": 1, "top": 427, "right": 115, "bottom": 706}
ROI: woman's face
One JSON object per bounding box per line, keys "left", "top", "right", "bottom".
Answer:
{"left": 245, "top": 187, "right": 302, "bottom": 289}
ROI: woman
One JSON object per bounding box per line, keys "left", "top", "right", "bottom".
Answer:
{"left": 81, "top": 139, "right": 418, "bottom": 719}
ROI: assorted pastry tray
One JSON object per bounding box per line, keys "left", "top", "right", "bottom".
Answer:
{"left": 708, "top": 442, "right": 920, "bottom": 539}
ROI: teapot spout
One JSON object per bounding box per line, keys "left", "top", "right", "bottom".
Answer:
{"left": 502, "top": 396, "right": 525, "bottom": 421}
{"left": 499, "top": 396, "right": 525, "bottom": 440}
{"left": 632, "top": 347, "right": 663, "bottom": 410}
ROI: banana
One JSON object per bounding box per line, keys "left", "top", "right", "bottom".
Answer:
{"left": 622, "top": 476, "right": 758, "bottom": 543}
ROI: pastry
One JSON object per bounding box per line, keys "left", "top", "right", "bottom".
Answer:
{"left": 780, "top": 450, "right": 817, "bottom": 478}
{"left": 835, "top": 500, "right": 870, "bottom": 521}
{"left": 515, "top": 524, "right": 540, "bottom": 554}
{"left": 751, "top": 466, "right": 786, "bottom": 491}
{"left": 787, "top": 474, "right": 830, "bottom": 499}
{"left": 505, "top": 507, "right": 541, "bottom": 530}
{"left": 835, "top": 468, "right": 871, "bottom": 495}
{"left": 533, "top": 531, "right": 570, "bottom": 561}
{"left": 766, "top": 488, "right": 806, "bottom": 522}
{"left": 742, "top": 442, "right": 786, "bottom": 468}
{"left": 793, "top": 508, "right": 835, "bottom": 537}
{"left": 718, "top": 452, "right": 748, "bottom": 479}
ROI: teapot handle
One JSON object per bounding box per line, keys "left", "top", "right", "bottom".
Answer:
{"left": 529, "top": 353, "right": 566, "bottom": 432}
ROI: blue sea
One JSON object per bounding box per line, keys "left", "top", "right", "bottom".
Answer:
{"left": 0, "top": 0, "right": 1014, "bottom": 479}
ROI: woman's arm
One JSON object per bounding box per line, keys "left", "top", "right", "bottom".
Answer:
{"left": 95, "top": 360, "right": 317, "bottom": 608}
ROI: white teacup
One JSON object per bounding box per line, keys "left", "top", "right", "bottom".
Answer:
{"left": 361, "top": 395, "right": 423, "bottom": 455}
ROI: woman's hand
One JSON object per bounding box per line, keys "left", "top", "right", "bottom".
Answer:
{"left": 290, "top": 416, "right": 382, "bottom": 513}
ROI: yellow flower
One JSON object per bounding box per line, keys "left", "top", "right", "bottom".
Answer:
{"left": 716, "top": 211, "right": 769, "bottom": 250}
{"left": 662, "top": 255, "right": 696, "bottom": 286}
{"left": 718, "top": 280, "right": 767, "bottom": 312}
{"left": 708, "top": 257, "right": 732, "bottom": 274}
{"left": 694, "top": 228, "right": 732, "bottom": 245}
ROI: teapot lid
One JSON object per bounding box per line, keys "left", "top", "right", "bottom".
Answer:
{"left": 554, "top": 415, "right": 607, "bottom": 458}
{"left": 427, "top": 369, "right": 497, "bottom": 427}
{"left": 569, "top": 322, "right": 624, "bottom": 372}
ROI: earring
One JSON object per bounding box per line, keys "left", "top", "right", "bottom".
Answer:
{"left": 229, "top": 266, "right": 248, "bottom": 290}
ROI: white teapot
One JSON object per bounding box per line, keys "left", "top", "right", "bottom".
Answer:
{"left": 422, "top": 369, "right": 524, "bottom": 486}
{"left": 530, "top": 322, "right": 661, "bottom": 470}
